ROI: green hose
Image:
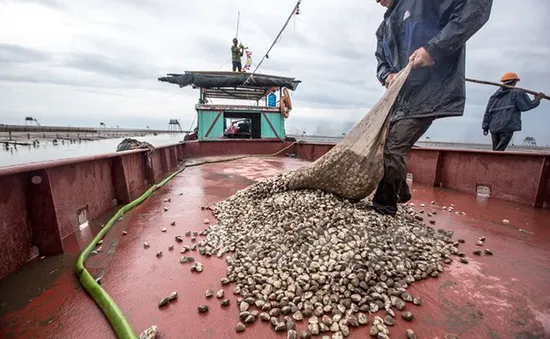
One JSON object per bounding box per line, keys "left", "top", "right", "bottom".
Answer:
{"left": 75, "top": 143, "right": 297, "bottom": 338}
{"left": 76, "top": 165, "right": 186, "bottom": 339}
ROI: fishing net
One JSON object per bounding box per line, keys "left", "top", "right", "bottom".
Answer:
{"left": 284, "top": 64, "right": 412, "bottom": 200}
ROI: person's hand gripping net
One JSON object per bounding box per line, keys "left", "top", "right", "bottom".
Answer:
{"left": 409, "top": 47, "right": 435, "bottom": 69}
{"left": 385, "top": 47, "right": 435, "bottom": 89}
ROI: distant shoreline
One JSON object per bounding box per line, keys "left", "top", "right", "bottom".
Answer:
{"left": 0, "top": 133, "right": 185, "bottom": 168}
{"left": 0, "top": 124, "right": 186, "bottom": 146}
{"left": 2, "top": 133, "right": 548, "bottom": 169}
{"left": 0, "top": 131, "right": 161, "bottom": 145}
{"left": 287, "top": 135, "right": 550, "bottom": 153}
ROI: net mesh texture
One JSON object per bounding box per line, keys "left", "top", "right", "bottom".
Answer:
{"left": 284, "top": 64, "right": 412, "bottom": 200}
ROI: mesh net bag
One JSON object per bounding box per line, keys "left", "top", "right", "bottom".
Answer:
{"left": 284, "top": 64, "right": 412, "bottom": 200}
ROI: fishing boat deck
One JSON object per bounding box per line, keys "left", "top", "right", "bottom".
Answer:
{"left": 1, "top": 156, "right": 549, "bottom": 339}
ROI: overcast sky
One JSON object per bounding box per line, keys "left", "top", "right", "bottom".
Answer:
{"left": 1, "top": 0, "right": 549, "bottom": 145}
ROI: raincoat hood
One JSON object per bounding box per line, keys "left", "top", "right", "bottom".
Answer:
{"left": 491, "top": 87, "right": 512, "bottom": 99}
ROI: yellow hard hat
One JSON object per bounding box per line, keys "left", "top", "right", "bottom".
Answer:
{"left": 500, "top": 72, "right": 520, "bottom": 82}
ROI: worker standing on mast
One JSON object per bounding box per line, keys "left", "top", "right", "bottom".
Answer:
{"left": 371, "top": 0, "right": 493, "bottom": 216}
{"left": 231, "top": 38, "right": 245, "bottom": 72}
{"left": 481, "top": 72, "right": 545, "bottom": 151}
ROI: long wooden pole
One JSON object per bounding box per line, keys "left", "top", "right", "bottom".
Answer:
{"left": 235, "top": 11, "right": 240, "bottom": 39}
{"left": 465, "top": 78, "right": 549, "bottom": 100}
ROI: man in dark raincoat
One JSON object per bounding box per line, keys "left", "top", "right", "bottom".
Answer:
{"left": 482, "top": 72, "right": 545, "bottom": 151}
{"left": 372, "top": 0, "right": 493, "bottom": 216}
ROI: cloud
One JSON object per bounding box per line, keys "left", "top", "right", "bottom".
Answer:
{"left": 62, "top": 52, "right": 155, "bottom": 80}
{"left": 0, "top": 43, "right": 50, "bottom": 63}
{"left": 0, "top": 0, "right": 549, "bottom": 145}
{"left": 13, "top": 0, "right": 65, "bottom": 10}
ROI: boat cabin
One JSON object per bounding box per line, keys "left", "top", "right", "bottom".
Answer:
{"left": 158, "top": 71, "right": 301, "bottom": 141}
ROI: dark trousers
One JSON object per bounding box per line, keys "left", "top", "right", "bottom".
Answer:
{"left": 232, "top": 61, "right": 242, "bottom": 72}
{"left": 491, "top": 132, "right": 513, "bottom": 151}
{"left": 372, "top": 117, "right": 434, "bottom": 216}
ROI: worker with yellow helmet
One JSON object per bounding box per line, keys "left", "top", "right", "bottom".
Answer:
{"left": 481, "top": 72, "right": 545, "bottom": 151}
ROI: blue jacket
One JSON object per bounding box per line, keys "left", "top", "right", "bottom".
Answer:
{"left": 376, "top": 0, "right": 493, "bottom": 121}
{"left": 482, "top": 87, "right": 540, "bottom": 134}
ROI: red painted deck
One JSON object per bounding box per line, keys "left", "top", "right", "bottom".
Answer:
{"left": 1, "top": 157, "right": 549, "bottom": 339}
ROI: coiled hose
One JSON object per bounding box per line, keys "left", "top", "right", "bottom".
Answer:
{"left": 75, "top": 142, "right": 298, "bottom": 339}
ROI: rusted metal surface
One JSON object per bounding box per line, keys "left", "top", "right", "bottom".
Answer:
{"left": 1, "top": 140, "right": 549, "bottom": 281}
{"left": 47, "top": 158, "right": 117, "bottom": 238}
{"left": 112, "top": 156, "right": 131, "bottom": 204}
{"left": 534, "top": 156, "right": 549, "bottom": 208}
{"left": 0, "top": 144, "right": 185, "bottom": 280}
{"left": 182, "top": 139, "right": 291, "bottom": 158}
{"left": 294, "top": 143, "right": 334, "bottom": 162}
{"left": 407, "top": 149, "right": 441, "bottom": 186}
{"left": 27, "top": 170, "right": 64, "bottom": 256}
{"left": 0, "top": 149, "right": 145, "bottom": 176}
{"left": 120, "top": 153, "right": 150, "bottom": 201}
{"left": 285, "top": 142, "right": 549, "bottom": 208}
{"left": 407, "top": 148, "right": 549, "bottom": 207}
{"left": 1, "top": 157, "right": 549, "bottom": 339}
{"left": 0, "top": 175, "right": 34, "bottom": 280}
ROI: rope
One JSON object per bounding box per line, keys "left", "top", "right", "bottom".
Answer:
{"left": 243, "top": 0, "right": 302, "bottom": 85}
{"left": 187, "top": 115, "right": 197, "bottom": 132}
{"left": 75, "top": 141, "right": 298, "bottom": 338}
{"left": 215, "top": 61, "right": 228, "bottom": 71}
